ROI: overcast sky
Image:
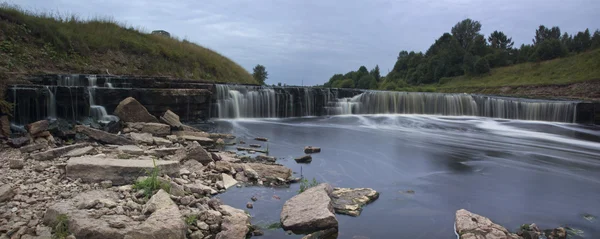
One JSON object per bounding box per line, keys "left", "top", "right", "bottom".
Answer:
{"left": 12, "top": 0, "right": 600, "bottom": 85}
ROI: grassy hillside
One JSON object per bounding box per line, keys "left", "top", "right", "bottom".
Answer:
{"left": 438, "top": 49, "right": 600, "bottom": 89}
{"left": 0, "top": 4, "right": 257, "bottom": 84}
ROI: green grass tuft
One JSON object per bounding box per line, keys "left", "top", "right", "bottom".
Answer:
{"left": 133, "top": 158, "right": 171, "bottom": 198}
{"left": 297, "top": 177, "right": 319, "bottom": 194}
{"left": 185, "top": 215, "right": 198, "bottom": 226}
{"left": 52, "top": 214, "right": 70, "bottom": 239}
{"left": 0, "top": 3, "right": 257, "bottom": 84}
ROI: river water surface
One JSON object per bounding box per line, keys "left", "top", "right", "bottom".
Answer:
{"left": 207, "top": 115, "right": 600, "bottom": 238}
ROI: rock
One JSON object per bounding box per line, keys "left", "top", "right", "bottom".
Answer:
{"left": 26, "top": 120, "right": 49, "bottom": 135}
{"left": 33, "top": 130, "right": 51, "bottom": 138}
{"left": 140, "top": 123, "right": 170, "bottom": 136}
{"left": 0, "top": 184, "right": 15, "bottom": 202}
{"left": 249, "top": 144, "right": 261, "bottom": 148}
{"left": 9, "top": 158, "right": 24, "bottom": 169}
{"left": 304, "top": 146, "right": 321, "bottom": 154}
{"left": 113, "top": 97, "right": 159, "bottom": 123}
{"left": 65, "top": 146, "right": 95, "bottom": 157}
{"left": 236, "top": 147, "right": 267, "bottom": 153}
{"left": 190, "top": 231, "right": 204, "bottom": 239}
{"left": 184, "top": 183, "right": 215, "bottom": 195}
{"left": 130, "top": 190, "right": 187, "bottom": 238}
{"left": 185, "top": 142, "right": 213, "bottom": 165}
{"left": 251, "top": 196, "right": 258, "bottom": 202}
{"left": 215, "top": 161, "right": 232, "bottom": 173}
{"left": 0, "top": 115, "right": 9, "bottom": 138}
{"left": 129, "top": 132, "right": 154, "bottom": 145}
{"left": 153, "top": 137, "right": 172, "bottom": 146}
{"left": 178, "top": 135, "right": 214, "bottom": 145}
{"left": 75, "top": 125, "right": 134, "bottom": 145}
{"left": 295, "top": 155, "right": 312, "bottom": 163}
{"left": 330, "top": 188, "right": 379, "bottom": 216}
{"left": 117, "top": 145, "right": 144, "bottom": 155}
{"left": 215, "top": 205, "right": 251, "bottom": 239}
{"left": 221, "top": 173, "right": 238, "bottom": 189}
{"left": 148, "top": 147, "right": 181, "bottom": 157}
{"left": 19, "top": 143, "right": 46, "bottom": 153}
{"left": 100, "top": 180, "right": 113, "bottom": 188}
{"left": 455, "top": 209, "right": 520, "bottom": 239}
{"left": 281, "top": 183, "right": 338, "bottom": 234}
{"left": 8, "top": 137, "right": 29, "bottom": 148}
{"left": 160, "top": 110, "right": 183, "bottom": 128}
{"left": 215, "top": 138, "right": 225, "bottom": 145}
{"left": 301, "top": 227, "right": 338, "bottom": 239}
{"left": 254, "top": 137, "right": 268, "bottom": 142}
{"left": 209, "top": 133, "right": 235, "bottom": 139}
{"left": 246, "top": 202, "right": 253, "bottom": 209}
{"left": 255, "top": 154, "right": 276, "bottom": 162}
{"left": 66, "top": 156, "right": 180, "bottom": 185}
{"left": 31, "top": 143, "right": 86, "bottom": 160}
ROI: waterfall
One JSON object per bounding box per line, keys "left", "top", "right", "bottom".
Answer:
{"left": 213, "top": 85, "right": 579, "bottom": 123}
{"left": 45, "top": 86, "right": 57, "bottom": 119}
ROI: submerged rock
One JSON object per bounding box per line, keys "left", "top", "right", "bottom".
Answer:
{"left": 280, "top": 183, "right": 338, "bottom": 234}
{"left": 254, "top": 137, "right": 268, "bottom": 142}
{"left": 113, "top": 97, "right": 159, "bottom": 123}
{"left": 295, "top": 155, "right": 312, "bottom": 163}
{"left": 455, "top": 209, "right": 520, "bottom": 239}
{"left": 330, "top": 187, "right": 379, "bottom": 216}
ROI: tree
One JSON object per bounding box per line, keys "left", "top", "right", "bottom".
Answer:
{"left": 488, "top": 31, "right": 514, "bottom": 50}
{"left": 474, "top": 57, "right": 490, "bottom": 75}
{"left": 252, "top": 64, "right": 268, "bottom": 85}
{"left": 357, "top": 75, "right": 377, "bottom": 89}
{"left": 532, "top": 39, "right": 567, "bottom": 61}
{"left": 463, "top": 53, "right": 476, "bottom": 75}
{"left": 533, "top": 25, "right": 561, "bottom": 45}
{"left": 451, "top": 18, "right": 483, "bottom": 50}
{"left": 370, "top": 65, "right": 381, "bottom": 82}
{"left": 571, "top": 29, "right": 592, "bottom": 53}
{"left": 592, "top": 30, "right": 600, "bottom": 49}
{"left": 469, "top": 35, "right": 489, "bottom": 56}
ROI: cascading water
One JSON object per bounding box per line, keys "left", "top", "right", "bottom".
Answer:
{"left": 86, "top": 76, "right": 119, "bottom": 122}
{"left": 213, "top": 85, "right": 580, "bottom": 123}
{"left": 45, "top": 86, "right": 57, "bottom": 119}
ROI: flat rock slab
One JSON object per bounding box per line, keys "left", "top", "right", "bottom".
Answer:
{"left": 153, "top": 137, "right": 172, "bottom": 146}
{"left": 66, "top": 156, "right": 180, "bottom": 185}
{"left": 236, "top": 147, "right": 267, "bottom": 153}
{"left": 455, "top": 209, "right": 520, "bottom": 239}
{"left": 140, "top": 123, "right": 170, "bottom": 136}
{"left": 130, "top": 132, "right": 154, "bottom": 145}
{"left": 178, "top": 135, "right": 214, "bottom": 145}
{"left": 75, "top": 125, "right": 134, "bottom": 145}
{"left": 221, "top": 173, "right": 238, "bottom": 189}
{"left": 65, "top": 146, "right": 95, "bottom": 157}
{"left": 26, "top": 120, "right": 49, "bottom": 135}
{"left": 244, "top": 163, "right": 292, "bottom": 180}
{"left": 148, "top": 147, "right": 181, "bottom": 157}
{"left": 330, "top": 188, "right": 379, "bottom": 216}
{"left": 117, "top": 145, "right": 144, "bottom": 155}
{"left": 281, "top": 183, "right": 338, "bottom": 234}
{"left": 19, "top": 143, "right": 46, "bottom": 153}
{"left": 31, "top": 143, "right": 87, "bottom": 161}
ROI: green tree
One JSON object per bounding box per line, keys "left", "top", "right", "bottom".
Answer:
{"left": 463, "top": 53, "right": 476, "bottom": 75}
{"left": 357, "top": 75, "right": 377, "bottom": 89}
{"left": 252, "top": 64, "right": 268, "bottom": 85}
{"left": 592, "top": 30, "right": 600, "bottom": 49}
{"left": 335, "top": 78, "right": 355, "bottom": 88}
{"left": 488, "top": 31, "right": 514, "bottom": 50}
{"left": 451, "top": 18, "right": 483, "bottom": 50}
{"left": 474, "top": 57, "right": 490, "bottom": 74}
{"left": 370, "top": 65, "right": 381, "bottom": 82}
{"left": 532, "top": 38, "right": 567, "bottom": 61}
{"left": 533, "top": 25, "right": 561, "bottom": 45}
{"left": 469, "top": 35, "right": 489, "bottom": 56}
{"left": 571, "top": 29, "right": 592, "bottom": 53}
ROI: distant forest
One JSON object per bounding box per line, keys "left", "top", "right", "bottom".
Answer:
{"left": 322, "top": 19, "right": 600, "bottom": 90}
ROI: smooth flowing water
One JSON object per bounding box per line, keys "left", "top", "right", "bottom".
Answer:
{"left": 209, "top": 115, "right": 600, "bottom": 238}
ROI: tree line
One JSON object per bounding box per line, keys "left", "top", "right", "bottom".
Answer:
{"left": 323, "top": 19, "right": 600, "bottom": 90}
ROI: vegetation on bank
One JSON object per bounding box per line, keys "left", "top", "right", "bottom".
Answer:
{"left": 0, "top": 4, "right": 257, "bottom": 84}
{"left": 323, "top": 18, "right": 600, "bottom": 91}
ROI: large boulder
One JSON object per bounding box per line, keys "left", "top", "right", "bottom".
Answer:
{"left": 330, "top": 187, "right": 379, "bottom": 216}
{"left": 455, "top": 209, "right": 520, "bottom": 239}
{"left": 75, "top": 125, "right": 134, "bottom": 145}
{"left": 216, "top": 205, "right": 251, "bottom": 239}
{"left": 113, "top": 97, "right": 159, "bottom": 123}
{"left": 185, "top": 142, "right": 213, "bottom": 165}
{"left": 26, "top": 119, "right": 49, "bottom": 135}
{"left": 280, "top": 183, "right": 338, "bottom": 234}
{"left": 30, "top": 143, "right": 87, "bottom": 161}
{"left": 125, "top": 190, "right": 186, "bottom": 239}
{"left": 160, "top": 110, "right": 183, "bottom": 128}
{"left": 0, "top": 115, "right": 9, "bottom": 138}
{"left": 66, "top": 156, "right": 180, "bottom": 185}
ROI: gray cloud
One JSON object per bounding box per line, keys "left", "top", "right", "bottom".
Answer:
{"left": 11, "top": 0, "right": 600, "bottom": 85}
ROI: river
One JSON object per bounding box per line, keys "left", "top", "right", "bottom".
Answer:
{"left": 206, "top": 115, "right": 600, "bottom": 238}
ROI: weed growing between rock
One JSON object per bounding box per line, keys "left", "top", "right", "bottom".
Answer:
{"left": 52, "top": 214, "right": 69, "bottom": 239}
{"left": 133, "top": 158, "right": 171, "bottom": 198}
{"left": 297, "top": 177, "right": 319, "bottom": 194}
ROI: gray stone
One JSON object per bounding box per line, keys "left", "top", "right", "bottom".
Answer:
{"left": 8, "top": 137, "right": 29, "bottom": 148}
{"left": 255, "top": 154, "right": 276, "bottom": 162}
{"left": 184, "top": 183, "right": 215, "bottom": 195}
{"left": 140, "top": 123, "right": 170, "bottom": 136}
{"left": 295, "top": 155, "right": 312, "bottom": 163}
{"left": 19, "top": 143, "right": 46, "bottom": 153}
{"left": 65, "top": 146, "right": 95, "bottom": 157}
{"left": 31, "top": 143, "right": 86, "bottom": 161}
{"left": 148, "top": 147, "right": 181, "bottom": 157}
{"left": 304, "top": 146, "right": 321, "bottom": 154}
{"left": 75, "top": 125, "right": 134, "bottom": 145}
{"left": 117, "top": 145, "right": 144, "bottom": 155}
{"left": 178, "top": 135, "right": 214, "bottom": 145}
{"left": 0, "top": 184, "right": 15, "bottom": 202}
{"left": 215, "top": 205, "right": 250, "bottom": 239}
{"left": 190, "top": 231, "right": 204, "bottom": 239}
{"left": 9, "top": 158, "right": 25, "bottom": 169}
{"left": 455, "top": 209, "right": 520, "bottom": 239}
{"left": 153, "top": 137, "right": 172, "bottom": 146}
{"left": 254, "top": 137, "right": 268, "bottom": 142}
{"left": 301, "top": 228, "right": 338, "bottom": 239}
{"left": 100, "top": 180, "right": 113, "bottom": 188}
{"left": 26, "top": 120, "right": 49, "bottom": 135}
{"left": 160, "top": 110, "right": 183, "bottom": 128}
{"left": 243, "top": 163, "right": 292, "bottom": 180}
{"left": 221, "top": 173, "right": 238, "bottom": 189}
{"left": 280, "top": 183, "right": 338, "bottom": 234}
{"left": 113, "top": 97, "right": 159, "bottom": 123}
{"left": 185, "top": 142, "right": 213, "bottom": 165}
{"left": 66, "top": 156, "right": 180, "bottom": 185}
{"left": 330, "top": 187, "right": 379, "bottom": 216}
{"left": 0, "top": 115, "right": 9, "bottom": 139}
{"left": 129, "top": 132, "right": 154, "bottom": 145}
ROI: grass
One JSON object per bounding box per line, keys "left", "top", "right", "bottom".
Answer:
{"left": 297, "top": 177, "right": 319, "bottom": 194}
{"left": 436, "top": 49, "right": 600, "bottom": 89}
{"left": 185, "top": 215, "right": 198, "bottom": 226}
{"left": 52, "top": 214, "right": 70, "bottom": 239}
{"left": 0, "top": 3, "right": 257, "bottom": 84}
{"left": 133, "top": 158, "right": 171, "bottom": 198}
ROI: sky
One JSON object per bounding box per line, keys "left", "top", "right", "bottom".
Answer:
{"left": 11, "top": 0, "right": 600, "bottom": 86}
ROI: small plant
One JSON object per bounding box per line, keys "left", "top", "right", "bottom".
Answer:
{"left": 297, "top": 177, "right": 319, "bottom": 194}
{"left": 52, "top": 214, "right": 70, "bottom": 239}
{"left": 133, "top": 158, "right": 170, "bottom": 198}
{"left": 185, "top": 215, "right": 198, "bottom": 226}
{"left": 266, "top": 222, "right": 282, "bottom": 230}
